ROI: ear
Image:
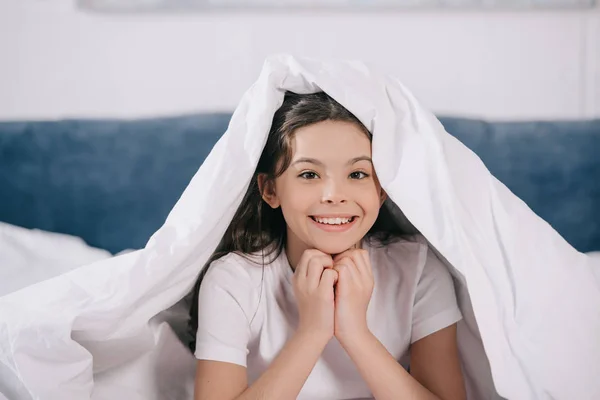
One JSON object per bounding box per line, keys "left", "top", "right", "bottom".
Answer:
{"left": 257, "top": 173, "right": 280, "bottom": 209}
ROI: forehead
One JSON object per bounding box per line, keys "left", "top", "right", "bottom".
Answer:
{"left": 291, "top": 120, "right": 371, "bottom": 159}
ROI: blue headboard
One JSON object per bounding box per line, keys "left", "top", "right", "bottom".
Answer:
{"left": 1, "top": 115, "right": 598, "bottom": 253}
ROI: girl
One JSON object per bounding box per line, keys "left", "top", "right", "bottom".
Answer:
{"left": 188, "top": 91, "right": 466, "bottom": 400}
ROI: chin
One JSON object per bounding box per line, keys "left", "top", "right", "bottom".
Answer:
{"left": 312, "top": 239, "right": 359, "bottom": 256}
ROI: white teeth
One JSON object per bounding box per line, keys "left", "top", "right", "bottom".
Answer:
{"left": 314, "top": 217, "right": 352, "bottom": 225}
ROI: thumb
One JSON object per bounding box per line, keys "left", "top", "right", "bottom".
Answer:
{"left": 319, "top": 268, "right": 338, "bottom": 290}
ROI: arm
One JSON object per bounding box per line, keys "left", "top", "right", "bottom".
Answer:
{"left": 194, "top": 250, "right": 338, "bottom": 400}
{"left": 194, "top": 331, "right": 329, "bottom": 400}
{"left": 338, "top": 324, "right": 465, "bottom": 400}
{"left": 332, "top": 248, "right": 465, "bottom": 400}
{"left": 409, "top": 324, "right": 466, "bottom": 400}
{"left": 331, "top": 250, "right": 438, "bottom": 399}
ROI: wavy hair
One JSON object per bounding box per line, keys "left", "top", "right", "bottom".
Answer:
{"left": 187, "top": 91, "right": 416, "bottom": 352}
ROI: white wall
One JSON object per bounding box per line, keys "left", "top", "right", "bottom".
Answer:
{"left": 1, "top": 0, "right": 599, "bottom": 121}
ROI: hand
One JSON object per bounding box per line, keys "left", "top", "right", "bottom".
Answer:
{"left": 292, "top": 249, "right": 339, "bottom": 341}
{"left": 332, "top": 249, "right": 374, "bottom": 345}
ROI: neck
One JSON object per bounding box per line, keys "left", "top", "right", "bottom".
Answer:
{"left": 284, "top": 230, "right": 310, "bottom": 272}
{"left": 284, "top": 228, "right": 363, "bottom": 271}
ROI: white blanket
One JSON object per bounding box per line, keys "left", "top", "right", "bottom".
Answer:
{"left": 1, "top": 55, "right": 599, "bottom": 400}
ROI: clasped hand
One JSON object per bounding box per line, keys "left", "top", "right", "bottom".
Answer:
{"left": 292, "top": 248, "right": 374, "bottom": 345}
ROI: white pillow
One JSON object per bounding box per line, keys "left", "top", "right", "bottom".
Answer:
{"left": 0, "top": 222, "right": 112, "bottom": 297}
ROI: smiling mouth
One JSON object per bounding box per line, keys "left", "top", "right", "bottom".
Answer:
{"left": 309, "top": 216, "right": 357, "bottom": 225}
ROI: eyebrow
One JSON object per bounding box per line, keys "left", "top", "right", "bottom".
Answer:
{"left": 291, "top": 156, "right": 373, "bottom": 167}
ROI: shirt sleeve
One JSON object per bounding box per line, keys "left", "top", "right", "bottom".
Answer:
{"left": 411, "top": 246, "right": 462, "bottom": 344}
{"left": 194, "top": 258, "right": 256, "bottom": 367}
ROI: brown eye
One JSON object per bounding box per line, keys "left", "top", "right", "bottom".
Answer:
{"left": 299, "top": 171, "right": 319, "bottom": 180}
{"left": 349, "top": 171, "right": 369, "bottom": 180}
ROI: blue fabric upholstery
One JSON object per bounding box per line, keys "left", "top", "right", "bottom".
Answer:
{"left": 0, "top": 115, "right": 598, "bottom": 254}
{"left": 443, "top": 118, "right": 600, "bottom": 254}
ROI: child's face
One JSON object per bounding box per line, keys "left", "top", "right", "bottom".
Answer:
{"left": 265, "top": 120, "right": 385, "bottom": 256}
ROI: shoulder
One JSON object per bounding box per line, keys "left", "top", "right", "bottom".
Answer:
{"left": 369, "top": 235, "right": 452, "bottom": 282}
{"left": 204, "top": 252, "right": 263, "bottom": 285}
{"left": 368, "top": 234, "right": 427, "bottom": 271}
{"left": 198, "top": 251, "right": 272, "bottom": 310}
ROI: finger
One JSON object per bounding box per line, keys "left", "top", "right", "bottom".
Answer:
{"left": 295, "top": 249, "right": 328, "bottom": 278}
{"left": 333, "top": 249, "right": 360, "bottom": 264}
{"left": 325, "top": 266, "right": 339, "bottom": 285}
{"left": 331, "top": 263, "right": 350, "bottom": 296}
{"left": 294, "top": 254, "right": 309, "bottom": 279}
{"left": 333, "top": 249, "right": 351, "bottom": 262}
{"left": 308, "top": 255, "right": 334, "bottom": 287}
{"left": 334, "top": 256, "right": 360, "bottom": 283}
{"left": 306, "top": 258, "right": 323, "bottom": 287}
{"left": 336, "top": 249, "right": 371, "bottom": 279}
{"left": 352, "top": 249, "right": 372, "bottom": 279}
{"left": 318, "top": 269, "right": 338, "bottom": 293}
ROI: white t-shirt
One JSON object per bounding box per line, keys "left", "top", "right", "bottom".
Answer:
{"left": 195, "top": 236, "right": 462, "bottom": 400}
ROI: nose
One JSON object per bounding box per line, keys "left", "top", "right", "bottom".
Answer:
{"left": 321, "top": 179, "right": 347, "bottom": 204}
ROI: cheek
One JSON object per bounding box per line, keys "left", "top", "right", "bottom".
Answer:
{"left": 277, "top": 182, "right": 314, "bottom": 216}
{"left": 361, "top": 181, "right": 382, "bottom": 204}
{"left": 366, "top": 197, "right": 382, "bottom": 216}
{"left": 359, "top": 189, "right": 383, "bottom": 220}
{"left": 284, "top": 194, "right": 313, "bottom": 215}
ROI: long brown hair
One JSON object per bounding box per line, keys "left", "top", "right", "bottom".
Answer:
{"left": 187, "top": 91, "right": 416, "bottom": 352}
